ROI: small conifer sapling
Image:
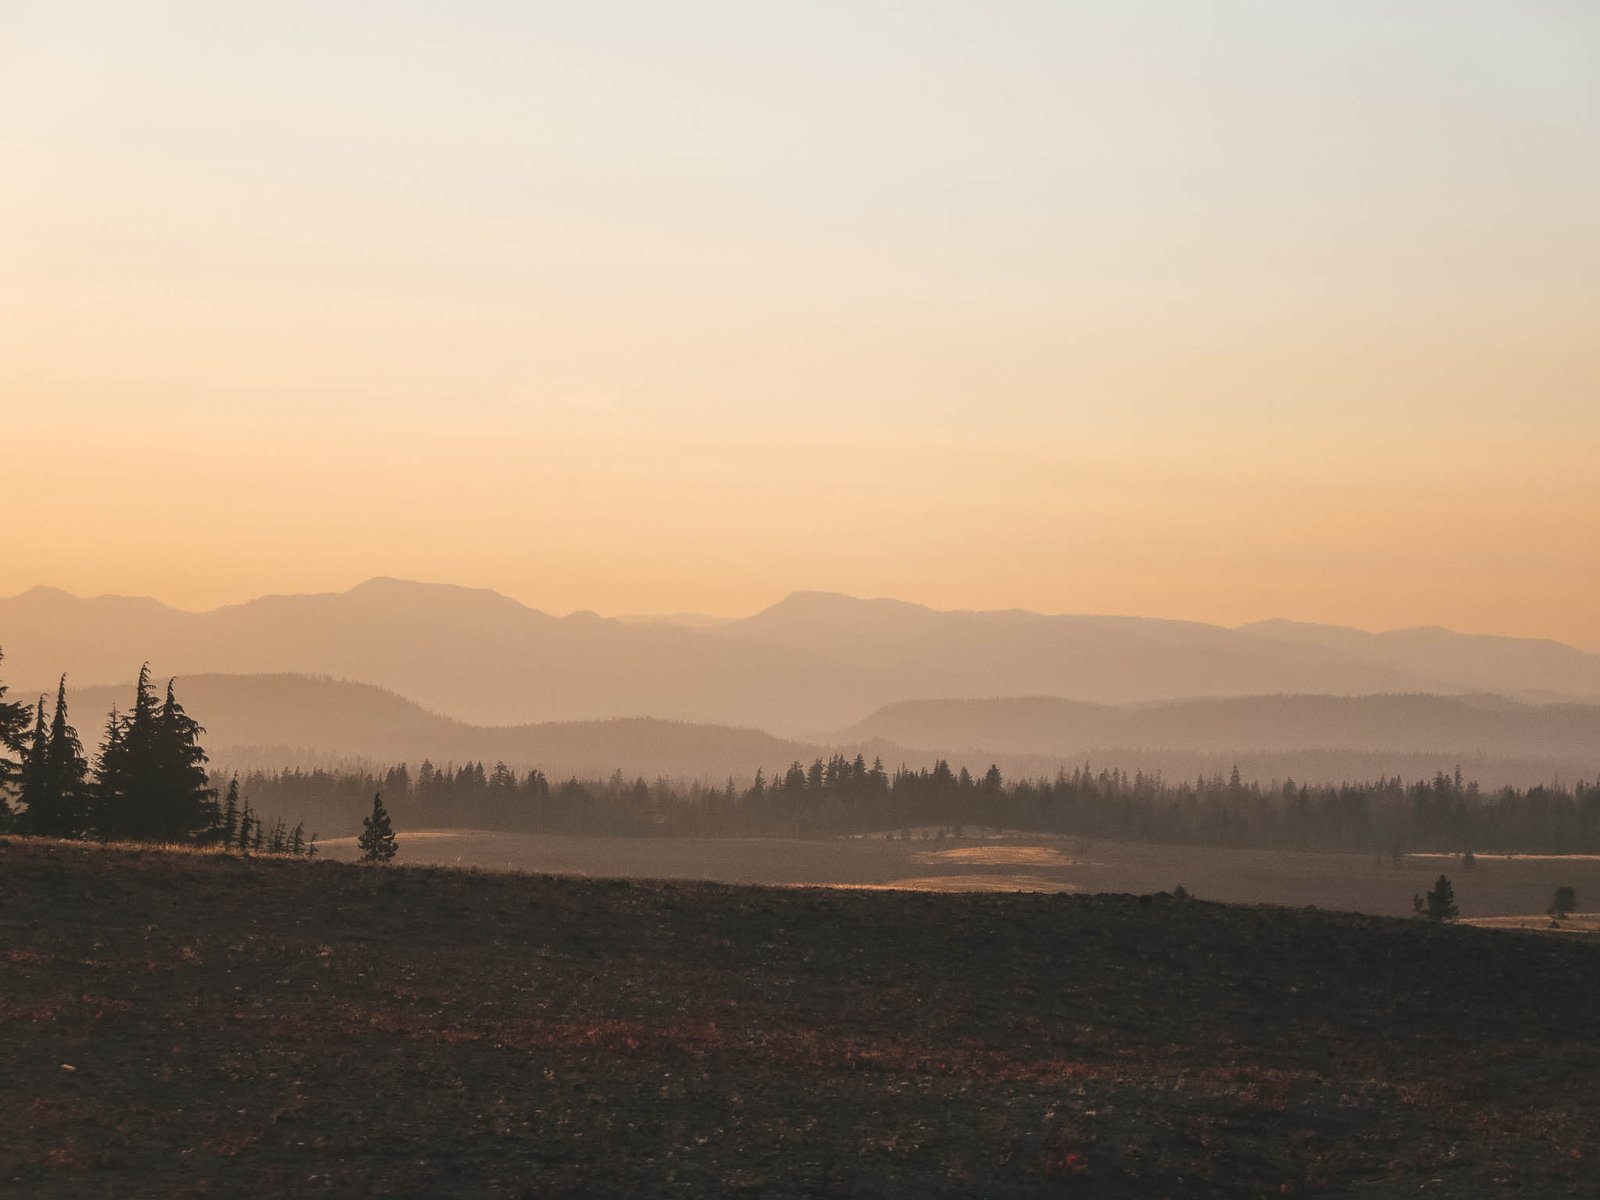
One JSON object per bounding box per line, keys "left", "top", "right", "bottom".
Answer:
{"left": 1424, "top": 875, "right": 1458, "bottom": 922}
{"left": 358, "top": 792, "right": 398, "bottom": 863}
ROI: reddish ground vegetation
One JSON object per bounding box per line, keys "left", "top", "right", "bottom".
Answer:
{"left": 1, "top": 838, "right": 1598, "bottom": 1197}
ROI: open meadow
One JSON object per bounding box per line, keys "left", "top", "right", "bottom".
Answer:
{"left": 320, "top": 829, "right": 1600, "bottom": 926}
{"left": 4, "top": 837, "right": 1600, "bottom": 1197}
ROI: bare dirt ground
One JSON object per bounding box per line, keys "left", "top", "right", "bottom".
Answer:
{"left": 319, "top": 829, "right": 1600, "bottom": 921}
{"left": 4, "top": 837, "right": 1600, "bottom": 1197}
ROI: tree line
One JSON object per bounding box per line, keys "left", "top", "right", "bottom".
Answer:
{"left": 234, "top": 753, "right": 1600, "bottom": 855}
{"left": 0, "top": 653, "right": 312, "bottom": 854}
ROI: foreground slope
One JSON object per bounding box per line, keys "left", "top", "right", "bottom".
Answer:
{"left": 3, "top": 841, "right": 1599, "bottom": 1197}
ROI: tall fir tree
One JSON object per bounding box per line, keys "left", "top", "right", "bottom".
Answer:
{"left": 91, "top": 706, "right": 128, "bottom": 836}
{"left": 0, "top": 650, "right": 31, "bottom": 824}
{"left": 358, "top": 792, "right": 398, "bottom": 863}
{"left": 154, "top": 679, "right": 220, "bottom": 840}
{"left": 96, "top": 666, "right": 162, "bottom": 840}
{"left": 16, "top": 699, "right": 49, "bottom": 830}
{"left": 45, "top": 677, "right": 91, "bottom": 835}
{"left": 19, "top": 678, "right": 90, "bottom": 837}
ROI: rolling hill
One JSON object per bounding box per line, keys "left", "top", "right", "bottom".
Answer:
{"left": 40, "top": 673, "right": 1600, "bottom": 790}
{"left": 55, "top": 674, "right": 815, "bottom": 781}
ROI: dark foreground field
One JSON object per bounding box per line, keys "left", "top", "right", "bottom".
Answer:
{"left": 3, "top": 840, "right": 1599, "bottom": 1198}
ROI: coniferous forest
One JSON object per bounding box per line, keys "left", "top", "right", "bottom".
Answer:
{"left": 2, "top": 650, "right": 1597, "bottom": 854}
{"left": 235, "top": 754, "right": 1600, "bottom": 853}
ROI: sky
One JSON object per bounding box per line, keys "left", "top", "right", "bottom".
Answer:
{"left": 2, "top": 1, "right": 1598, "bottom": 645}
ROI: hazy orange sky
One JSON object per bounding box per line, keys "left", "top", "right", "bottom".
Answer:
{"left": 3, "top": 3, "right": 1597, "bottom": 645}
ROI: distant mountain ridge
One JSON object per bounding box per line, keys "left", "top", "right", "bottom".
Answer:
{"left": 44, "top": 674, "right": 1600, "bottom": 792}
{"left": 1239, "top": 619, "right": 1600, "bottom": 701}
{"left": 4, "top": 579, "right": 1599, "bottom": 729}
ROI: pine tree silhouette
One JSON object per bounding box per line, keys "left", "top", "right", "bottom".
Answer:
{"left": 18, "top": 678, "right": 90, "bottom": 837}
{"left": 90, "top": 705, "right": 127, "bottom": 836}
{"left": 95, "top": 666, "right": 160, "bottom": 840}
{"left": 358, "top": 792, "right": 398, "bottom": 863}
{"left": 1424, "top": 875, "right": 1458, "bottom": 922}
{"left": 16, "top": 698, "right": 48, "bottom": 828}
{"left": 44, "top": 677, "right": 90, "bottom": 835}
{"left": 154, "top": 679, "right": 219, "bottom": 840}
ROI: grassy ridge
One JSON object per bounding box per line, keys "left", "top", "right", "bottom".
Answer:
{"left": 2, "top": 839, "right": 1599, "bottom": 1197}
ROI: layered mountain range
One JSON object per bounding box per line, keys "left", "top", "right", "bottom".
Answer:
{"left": 3, "top": 578, "right": 1596, "bottom": 788}
{"left": 5, "top": 578, "right": 1598, "bottom": 729}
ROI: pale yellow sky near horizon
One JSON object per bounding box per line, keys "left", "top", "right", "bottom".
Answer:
{"left": 2, "top": 3, "right": 1598, "bottom": 646}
